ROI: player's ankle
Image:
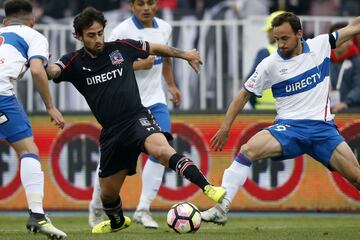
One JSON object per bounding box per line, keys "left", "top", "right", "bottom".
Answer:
{"left": 219, "top": 198, "right": 231, "bottom": 213}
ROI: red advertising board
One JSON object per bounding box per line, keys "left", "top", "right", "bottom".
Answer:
{"left": 0, "top": 113, "right": 360, "bottom": 211}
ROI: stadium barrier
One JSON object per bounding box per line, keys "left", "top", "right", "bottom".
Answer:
{"left": 16, "top": 15, "right": 353, "bottom": 112}
{"left": 1, "top": 112, "right": 360, "bottom": 211}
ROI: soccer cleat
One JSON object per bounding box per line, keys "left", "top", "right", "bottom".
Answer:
{"left": 133, "top": 209, "right": 159, "bottom": 229}
{"left": 201, "top": 204, "right": 228, "bottom": 225}
{"left": 26, "top": 212, "right": 67, "bottom": 239}
{"left": 92, "top": 216, "right": 131, "bottom": 234}
{"left": 204, "top": 185, "right": 226, "bottom": 203}
{"left": 88, "top": 203, "right": 106, "bottom": 227}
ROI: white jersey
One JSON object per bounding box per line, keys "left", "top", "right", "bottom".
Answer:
{"left": 0, "top": 25, "right": 49, "bottom": 95}
{"left": 109, "top": 16, "right": 172, "bottom": 107}
{"left": 245, "top": 33, "right": 338, "bottom": 121}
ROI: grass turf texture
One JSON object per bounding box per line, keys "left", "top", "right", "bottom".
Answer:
{"left": 0, "top": 214, "right": 359, "bottom": 240}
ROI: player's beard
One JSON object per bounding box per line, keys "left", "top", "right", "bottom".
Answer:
{"left": 85, "top": 44, "right": 104, "bottom": 57}
{"left": 280, "top": 40, "right": 299, "bottom": 58}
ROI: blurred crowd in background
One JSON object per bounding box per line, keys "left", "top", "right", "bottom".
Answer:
{"left": 0, "top": 0, "right": 359, "bottom": 22}
{"left": 1, "top": 0, "right": 359, "bottom": 112}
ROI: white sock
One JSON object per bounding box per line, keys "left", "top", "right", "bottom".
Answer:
{"left": 20, "top": 154, "right": 44, "bottom": 214}
{"left": 220, "top": 160, "right": 251, "bottom": 212}
{"left": 90, "top": 163, "right": 103, "bottom": 209}
{"left": 136, "top": 159, "right": 165, "bottom": 211}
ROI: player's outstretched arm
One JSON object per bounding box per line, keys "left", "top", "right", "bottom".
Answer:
{"left": 210, "top": 89, "right": 251, "bottom": 151}
{"left": 29, "top": 59, "right": 65, "bottom": 129}
{"left": 46, "top": 63, "right": 62, "bottom": 80}
{"left": 149, "top": 43, "right": 203, "bottom": 74}
{"left": 337, "top": 16, "right": 360, "bottom": 47}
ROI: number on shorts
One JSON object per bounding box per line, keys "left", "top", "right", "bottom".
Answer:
{"left": 274, "top": 124, "right": 287, "bottom": 131}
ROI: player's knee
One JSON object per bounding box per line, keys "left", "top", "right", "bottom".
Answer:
{"left": 16, "top": 142, "right": 39, "bottom": 156}
{"left": 240, "top": 143, "right": 259, "bottom": 160}
{"left": 149, "top": 145, "right": 171, "bottom": 165}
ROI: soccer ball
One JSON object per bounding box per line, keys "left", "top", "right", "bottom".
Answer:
{"left": 167, "top": 202, "right": 201, "bottom": 234}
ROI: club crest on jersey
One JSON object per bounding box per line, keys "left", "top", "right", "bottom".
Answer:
{"left": 109, "top": 50, "right": 124, "bottom": 65}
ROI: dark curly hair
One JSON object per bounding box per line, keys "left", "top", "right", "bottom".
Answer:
{"left": 73, "top": 7, "right": 107, "bottom": 37}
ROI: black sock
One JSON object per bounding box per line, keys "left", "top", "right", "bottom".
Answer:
{"left": 169, "top": 153, "right": 209, "bottom": 190}
{"left": 29, "top": 210, "right": 45, "bottom": 220}
{"left": 102, "top": 197, "right": 124, "bottom": 229}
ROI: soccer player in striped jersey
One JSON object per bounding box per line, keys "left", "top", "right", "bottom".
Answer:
{"left": 0, "top": 0, "right": 66, "bottom": 238}
{"left": 201, "top": 12, "right": 360, "bottom": 224}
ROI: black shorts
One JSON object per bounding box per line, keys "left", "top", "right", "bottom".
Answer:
{"left": 98, "top": 109, "right": 172, "bottom": 178}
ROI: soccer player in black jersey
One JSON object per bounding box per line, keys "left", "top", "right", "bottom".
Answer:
{"left": 46, "top": 7, "right": 226, "bottom": 234}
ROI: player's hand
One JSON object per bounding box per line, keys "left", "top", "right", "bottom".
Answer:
{"left": 168, "top": 85, "right": 182, "bottom": 106}
{"left": 331, "top": 102, "right": 348, "bottom": 113}
{"left": 210, "top": 127, "right": 230, "bottom": 151}
{"left": 135, "top": 55, "right": 155, "bottom": 70}
{"left": 185, "top": 49, "right": 203, "bottom": 75}
{"left": 47, "top": 106, "right": 65, "bottom": 129}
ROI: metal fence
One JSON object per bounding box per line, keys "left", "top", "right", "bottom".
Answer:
{"left": 17, "top": 15, "right": 352, "bottom": 112}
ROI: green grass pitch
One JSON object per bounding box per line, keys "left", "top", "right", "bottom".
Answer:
{"left": 0, "top": 213, "right": 360, "bottom": 240}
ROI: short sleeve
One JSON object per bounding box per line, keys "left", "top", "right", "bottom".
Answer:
{"left": 53, "top": 52, "right": 78, "bottom": 83}
{"left": 28, "top": 33, "right": 49, "bottom": 66}
{"left": 244, "top": 61, "right": 271, "bottom": 97}
{"left": 308, "top": 34, "right": 332, "bottom": 56}
{"left": 117, "top": 39, "right": 150, "bottom": 61}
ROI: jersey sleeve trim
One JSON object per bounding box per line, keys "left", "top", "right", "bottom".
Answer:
{"left": 243, "top": 85, "right": 261, "bottom": 97}
{"left": 55, "top": 62, "right": 65, "bottom": 70}
{"left": 329, "top": 32, "right": 337, "bottom": 49}
{"left": 56, "top": 51, "right": 80, "bottom": 70}
{"left": 28, "top": 55, "right": 47, "bottom": 61}
{"left": 118, "top": 39, "right": 149, "bottom": 53}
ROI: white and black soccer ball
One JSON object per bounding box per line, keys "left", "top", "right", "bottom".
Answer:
{"left": 167, "top": 202, "right": 202, "bottom": 234}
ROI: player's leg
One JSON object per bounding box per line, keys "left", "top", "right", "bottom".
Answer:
{"left": 132, "top": 158, "right": 163, "bottom": 228}
{"left": 92, "top": 169, "right": 131, "bottom": 234}
{"left": 134, "top": 104, "right": 169, "bottom": 228}
{"left": 308, "top": 121, "right": 360, "bottom": 189}
{"left": 3, "top": 95, "right": 66, "bottom": 238}
{"left": 144, "top": 132, "right": 226, "bottom": 203}
{"left": 201, "top": 129, "right": 282, "bottom": 224}
{"left": 11, "top": 138, "right": 42, "bottom": 213}
{"left": 10, "top": 138, "right": 67, "bottom": 238}
{"left": 329, "top": 141, "right": 360, "bottom": 188}
{"left": 88, "top": 163, "right": 106, "bottom": 227}
{"left": 138, "top": 158, "right": 165, "bottom": 210}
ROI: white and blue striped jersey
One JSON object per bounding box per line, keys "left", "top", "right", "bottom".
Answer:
{"left": 0, "top": 25, "right": 49, "bottom": 95}
{"left": 245, "top": 33, "right": 338, "bottom": 121}
{"left": 109, "top": 16, "right": 172, "bottom": 107}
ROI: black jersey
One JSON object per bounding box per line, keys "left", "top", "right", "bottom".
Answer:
{"left": 53, "top": 39, "right": 150, "bottom": 128}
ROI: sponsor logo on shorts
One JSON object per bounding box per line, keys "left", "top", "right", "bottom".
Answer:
{"left": 139, "top": 118, "right": 151, "bottom": 127}
{"left": 0, "top": 114, "right": 8, "bottom": 124}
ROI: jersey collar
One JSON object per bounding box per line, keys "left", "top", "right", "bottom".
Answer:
{"left": 277, "top": 38, "right": 310, "bottom": 60}
{"left": 131, "top": 15, "right": 159, "bottom": 29}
